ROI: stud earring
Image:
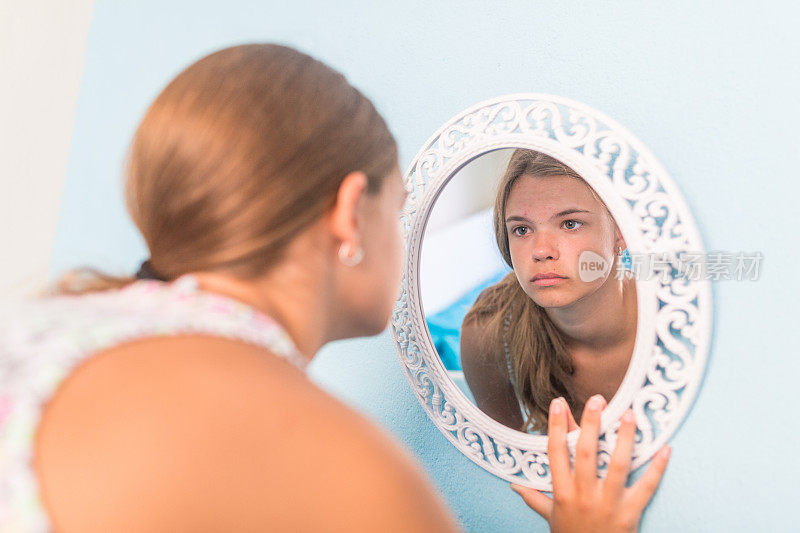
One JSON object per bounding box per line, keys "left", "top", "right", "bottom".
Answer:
{"left": 338, "top": 242, "right": 364, "bottom": 267}
{"left": 618, "top": 245, "right": 632, "bottom": 270}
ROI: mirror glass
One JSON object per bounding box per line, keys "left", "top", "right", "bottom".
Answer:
{"left": 420, "top": 148, "right": 638, "bottom": 435}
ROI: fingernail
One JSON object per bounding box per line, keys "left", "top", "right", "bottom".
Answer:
{"left": 510, "top": 483, "right": 521, "bottom": 493}
{"left": 622, "top": 409, "right": 635, "bottom": 423}
{"left": 550, "top": 397, "right": 563, "bottom": 414}
{"left": 660, "top": 446, "right": 671, "bottom": 460}
{"left": 586, "top": 394, "right": 605, "bottom": 411}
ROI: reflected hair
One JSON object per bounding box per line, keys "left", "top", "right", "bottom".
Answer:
{"left": 47, "top": 44, "right": 397, "bottom": 295}
{"left": 462, "top": 149, "right": 608, "bottom": 433}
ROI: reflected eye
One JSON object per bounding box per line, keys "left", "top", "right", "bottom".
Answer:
{"left": 511, "top": 226, "right": 529, "bottom": 237}
{"left": 562, "top": 219, "right": 583, "bottom": 231}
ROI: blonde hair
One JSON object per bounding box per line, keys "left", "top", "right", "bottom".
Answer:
{"left": 47, "top": 44, "right": 397, "bottom": 296}
{"left": 463, "top": 149, "right": 611, "bottom": 433}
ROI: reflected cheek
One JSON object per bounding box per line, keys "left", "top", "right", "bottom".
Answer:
{"left": 508, "top": 250, "right": 530, "bottom": 284}
{"left": 508, "top": 244, "right": 525, "bottom": 268}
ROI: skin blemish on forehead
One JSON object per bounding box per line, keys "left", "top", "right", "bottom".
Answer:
{"left": 505, "top": 175, "right": 606, "bottom": 228}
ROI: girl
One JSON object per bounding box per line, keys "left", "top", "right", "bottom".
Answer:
{"left": 0, "top": 45, "right": 667, "bottom": 532}
{"left": 461, "top": 149, "right": 638, "bottom": 433}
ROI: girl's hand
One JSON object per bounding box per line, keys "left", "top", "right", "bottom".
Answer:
{"left": 510, "top": 395, "right": 671, "bottom": 533}
{"left": 565, "top": 403, "right": 579, "bottom": 432}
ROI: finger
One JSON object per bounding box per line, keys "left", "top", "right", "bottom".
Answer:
{"left": 566, "top": 403, "right": 580, "bottom": 432}
{"left": 627, "top": 445, "right": 671, "bottom": 513}
{"left": 510, "top": 483, "right": 552, "bottom": 521}
{"left": 547, "top": 397, "right": 572, "bottom": 494}
{"left": 603, "top": 409, "right": 636, "bottom": 497}
{"left": 574, "top": 394, "right": 606, "bottom": 490}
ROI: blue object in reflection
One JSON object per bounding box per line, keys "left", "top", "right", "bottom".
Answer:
{"left": 426, "top": 268, "right": 511, "bottom": 371}
{"left": 621, "top": 247, "right": 632, "bottom": 270}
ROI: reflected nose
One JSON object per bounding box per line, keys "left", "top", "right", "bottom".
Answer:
{"left": 531, "top": 232, "right": 559, "bottom": 262}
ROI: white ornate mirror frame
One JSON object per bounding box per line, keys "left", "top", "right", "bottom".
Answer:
{"left": 389, "top": 94, "right": 713, "bottom": 489}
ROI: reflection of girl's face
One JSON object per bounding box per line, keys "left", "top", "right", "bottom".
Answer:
{"left": 504, "top": 174, "right": 617, "bottom": 308}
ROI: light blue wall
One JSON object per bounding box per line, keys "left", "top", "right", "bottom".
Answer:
{"left": 52, "top": 2, "right": 800, "bottom": 531}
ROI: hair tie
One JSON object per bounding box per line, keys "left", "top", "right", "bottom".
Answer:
{"left": 135, "top": 259, "right": 166, "bottom": 281}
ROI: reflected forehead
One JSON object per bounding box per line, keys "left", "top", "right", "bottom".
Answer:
{"left": 506, "top": 175, "right": 600, "bottom": 213}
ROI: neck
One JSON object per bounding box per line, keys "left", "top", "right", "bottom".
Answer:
{"left": 545, "top": 270, "right": 638, "bottom": 352}
{"left": 540, "top": 263, "right": 639, "bottom": 412}
{"left": 187, "top": 241, "right": 334, "bottom": 364}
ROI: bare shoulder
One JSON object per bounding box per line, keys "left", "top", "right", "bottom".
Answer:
{"left": 35, "top": 335, "right": 459, "bottom": 532}
{"left": 460, "top": 313, "right": 503, "bottom": 374}
{"left": 460, "top": 314, "right": 524, "bottom": 430}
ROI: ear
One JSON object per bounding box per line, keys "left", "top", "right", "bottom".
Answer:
{"left": 327, "top": 171, "right": 368, "bottom": 245}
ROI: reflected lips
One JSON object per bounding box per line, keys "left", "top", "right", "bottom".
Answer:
{"left": 531, "top": 272, "right": 567, "bottom": 287}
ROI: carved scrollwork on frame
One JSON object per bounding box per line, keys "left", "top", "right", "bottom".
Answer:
{"left": 389, "top": 94, "right": 712, "bottom": 489}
